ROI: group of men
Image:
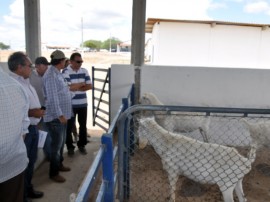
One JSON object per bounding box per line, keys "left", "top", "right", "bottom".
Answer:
{"left": 0, "top": 50, "right": 92, "bottom": 202}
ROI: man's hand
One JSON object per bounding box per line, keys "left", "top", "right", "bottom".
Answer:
{"left": 78, "top": 83, "right": 92, "bottom": 91}
{"left": 69, "top": 82, "right": 85, "bottom": 91}
{"left": 58, "top": 115, "right": 67, "bottom": 124}
{"left": 28, "top": 108, "right": 45, "bottom": 118}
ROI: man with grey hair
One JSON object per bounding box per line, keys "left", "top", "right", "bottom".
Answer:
{"left": 8, "top": 51, "right": 44, "bottom": 202}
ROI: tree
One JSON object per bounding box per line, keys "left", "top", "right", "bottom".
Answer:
{"left": 0, "top": 42, "right": 10, "bottom": 50}
{"left": 84, "top": 40, "right": 102, "bottom": 50}
{"left": 101, "top": 37, "right": 121, "bottom": 50}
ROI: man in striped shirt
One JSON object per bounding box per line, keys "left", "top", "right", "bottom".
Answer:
{"left": 62, "top": 52, "right": 92, "bottom": 155}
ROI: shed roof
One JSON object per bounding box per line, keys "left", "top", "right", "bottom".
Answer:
{"left": 145, "top": 18, "right": 270, "bottom": 33}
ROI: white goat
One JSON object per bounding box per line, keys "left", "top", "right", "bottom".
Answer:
{"left": 140, "top": 92, "right": 211, "bottom": 142}
{"left": 242, "top": 119, "right": 270, "bottom": 148}
{"left": 138, "top": 117, "right": 257, "bottom": 202}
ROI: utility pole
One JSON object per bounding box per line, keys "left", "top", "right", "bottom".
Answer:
{"left": 81, "top": 17, "right": 84, "bottom": 50}
{"left": 109, "top": 33, "right": 111, "bottom": 53}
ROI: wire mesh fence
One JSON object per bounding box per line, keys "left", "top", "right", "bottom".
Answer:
{"left": 121, "top": 110, "right": 270, "bottom": 202}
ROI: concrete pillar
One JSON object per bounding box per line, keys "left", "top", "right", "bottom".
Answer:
{"left": 131, "top": 0, "right": 146, "bottom": 104}
{"left": 24, "top": 0, "right": 41, "bottom": 62}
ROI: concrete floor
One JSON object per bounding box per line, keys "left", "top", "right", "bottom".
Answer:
{"left": 31, "top": 129, "right": 103, "bottom": 202}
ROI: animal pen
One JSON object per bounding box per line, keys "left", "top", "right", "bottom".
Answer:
{"left": 117, "top": 105, "right": 270, "bottom": 202}
{"left": 72, "top": 42, "right": 270, "bottom": 202}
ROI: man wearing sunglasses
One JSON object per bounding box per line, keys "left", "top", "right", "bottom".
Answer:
{"left": 62, "top": 52, "right": 92, "bottom": 156}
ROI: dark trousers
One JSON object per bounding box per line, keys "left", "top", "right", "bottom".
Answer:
{"left": 0, "top": 171, "right": 25, "bottom": 202}
{"left": 66, "top": 107, "right": 88, "bottom": 150}
{"left": 46, "top": 119, "right": 66, "bottom": 177}
{"left": 39, "top": 118, "right": 52, "bottom": 161}
{"left": 24, "top": 125, "right": 39, "bottom": 200}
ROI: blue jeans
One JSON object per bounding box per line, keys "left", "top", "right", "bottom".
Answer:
{"left": 24, "top": 125, "right": 39, "bottom": 200}
{"left": 45, "top": 119, "right": 67, "bottom": 177}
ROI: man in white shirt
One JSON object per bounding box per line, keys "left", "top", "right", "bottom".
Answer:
{"left": 8, "top": 52, "right": 44, "bottom": 202}
{"left": 0, "top": 67, "right": 29, "bottom": 202}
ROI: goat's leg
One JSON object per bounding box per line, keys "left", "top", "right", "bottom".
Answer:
{"left": 199, "top": 128, "right": 209, "bottom": 142}
{"left": 221, "top": 186, "right": 235, "bottom": 202}
{"left": 167, "top": 172, "right": 178, "bottom": 202}
{"left": 235, "top": 179, "right": 247, "bottom": 202}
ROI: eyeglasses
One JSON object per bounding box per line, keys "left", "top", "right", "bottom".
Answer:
{"left": 75, "top": 60, "right": 83, "bottom": 64}
{"left": 24, "top": 64, "right": 32, "bottom": 68}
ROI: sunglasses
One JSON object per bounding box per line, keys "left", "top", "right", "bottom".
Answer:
{"left": 75, "top": 60, "right": 83, "bottom": 64}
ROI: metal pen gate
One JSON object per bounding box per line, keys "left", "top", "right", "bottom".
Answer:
{"left": 92, "top": 66, "right": 111, "bottom": 131}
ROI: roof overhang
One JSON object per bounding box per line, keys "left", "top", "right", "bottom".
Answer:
{"left": 145, "top": 18, "right": 270, "bottom": 33}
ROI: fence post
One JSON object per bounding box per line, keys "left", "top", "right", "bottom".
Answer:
{"left": 121, "top": 98, "right": 130, "bottom": 199}
{"left": 108, "top": 68, "right": 111, "bottom": 125}
{"left": 102, "top": 134, "right": 114, "bottom": 202}
{"left": 92, "top": 66, "right": 95, "bottom": 126}
{"left": 130, "top": 84, "right": 135, "bottom": 106}
{"left": 129, "top": 84, "right": 135, "bottom": 156}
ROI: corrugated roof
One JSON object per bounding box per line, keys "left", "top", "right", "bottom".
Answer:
{"left": 145, "top": 18, "right": 270, "bottom": 33}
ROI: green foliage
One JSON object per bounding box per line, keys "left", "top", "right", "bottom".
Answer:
{"left": 101, "top": 37, "right": 121, "bottom": 50}
{"left": 0, "top": 42, "right": 10, "bottom": 50}
{"left": 83, "top": 37, "right": 122, "bottom": 51}
{"left": 84, "top": 40, "right": 102, "bottom": 50}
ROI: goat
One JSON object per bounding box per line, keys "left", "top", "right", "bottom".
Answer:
{"left": 138, "top": 117, "right": 257, "bottom": 202}
{"left": 242, "top": 119, "right": 270, "bottom": 148}
{"left": 140, "top": 92, "right": 211, "bottom": 142}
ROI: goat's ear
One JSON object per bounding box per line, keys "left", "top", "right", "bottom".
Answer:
{"left": 241, "top": 118, "right": 250, "bottom": 127}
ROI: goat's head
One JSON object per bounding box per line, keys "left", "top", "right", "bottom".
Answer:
{"left": 140, "top": 92, "right": 163, "bottom": 105}
{"left": 242, "top": 118, "right": 270, "bottom": 148}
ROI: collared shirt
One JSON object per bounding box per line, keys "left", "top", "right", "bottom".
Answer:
{"left": 0, "top": 68, "right": 29, "bottom": 182}
{"left": 43, "top": 65, "right": 72, "bottom": 122}
{"left": 29, "top": 69, "right": 45, "bottom": 106}
{"left": 62, "top": 65, "right": 91, "bottom": 108}
{"left": 9, "top": 71, "right": 41, "bottom": 125}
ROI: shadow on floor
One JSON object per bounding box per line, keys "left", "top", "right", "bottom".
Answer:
{"left": 32, "top": 130, "right": 103, "bottom": 202}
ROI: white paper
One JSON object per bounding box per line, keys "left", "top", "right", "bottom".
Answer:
{"left": 38, "top": 130, "right": 48, "bottom": 148}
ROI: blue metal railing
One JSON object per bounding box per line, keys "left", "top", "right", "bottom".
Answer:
{"left": 75, "top": 84, "right": 135, "bottom": 202}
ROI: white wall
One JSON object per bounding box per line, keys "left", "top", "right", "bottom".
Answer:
{"left": 141, "top": 65, "right": 270, "bottom": 108}
{"left": 110, "top": 64, "right": 134, "bottom": 120}
{"left": 151, "top": 22, "right": 270, "bottom": 68}
{"left": 110, "top": 64, "right": 270, "bottom": 121}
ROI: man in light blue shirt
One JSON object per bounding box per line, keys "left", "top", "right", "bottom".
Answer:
{"left": 43, "top": 50, "right": 73, "bottom": 183}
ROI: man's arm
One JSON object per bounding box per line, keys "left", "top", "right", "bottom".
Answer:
{"left": 28, "top": 108, "right": 45, "bottom": 118}
{"left": 78, "top": 83, "right": 92, "bottom": 91}
{"left": 69, "top": 82, "right": 86, "bottom": 91}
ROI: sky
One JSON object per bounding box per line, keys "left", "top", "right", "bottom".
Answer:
{"left": 1, "top": 0, "right": 270, "bottom": 49}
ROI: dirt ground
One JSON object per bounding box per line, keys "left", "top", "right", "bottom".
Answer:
{"left": 129, "top": 146, "right": 270, "bottom": 202}
{"left": 0, "top": 50, "right": 131, "bottom": 68}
